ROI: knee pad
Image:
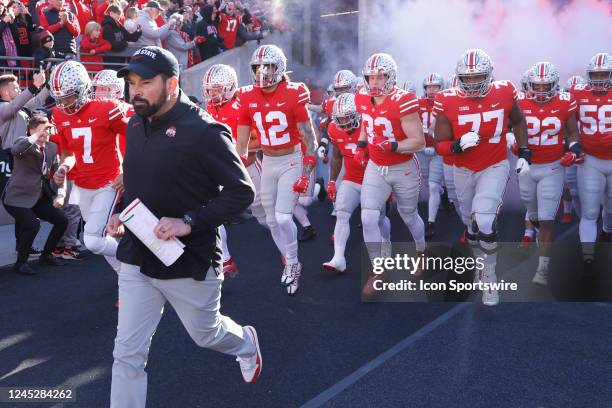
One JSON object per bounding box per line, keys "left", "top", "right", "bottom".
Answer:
{"left": 84, "top": 234, "right": 109, "bottom": 255}
{"left": 478, "top": 230, "right": 498, "bottom": 254}
{"left": 336, "top": 210, "right": 351, "bottom": 223}
{"left": 361, "top": 208, "right": 381, "bottom": 228}
{"left": 465, "top": 229, "right": 479, "bottom": 248}
{"left": 275, "top": 211, "right": 294, "bottom": 226}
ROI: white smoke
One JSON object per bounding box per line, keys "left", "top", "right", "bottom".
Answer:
{"left": 348, "top": 0, "right": 612, "bottom": 94}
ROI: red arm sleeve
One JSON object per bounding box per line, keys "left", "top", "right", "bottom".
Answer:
{"left": 66, "top": 13, "right": 80, "bottom": 36}
{"left": 95, "top": 38, "right": 112, "bottom": 53}
{"left": 435, "top": 140, "right": 455, "bottom": 156}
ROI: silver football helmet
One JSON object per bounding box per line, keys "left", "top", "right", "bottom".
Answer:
{"left": 527, "top": 62, "right": 559, "bottom": 103}
{"left": 250, "top": 44, "right": 287, "bottom": 88}
{"left": 455, "top": 48, "right": 494, "bottom": 98}
{"left": 401, "top": 80, "right": 416, "bottom": 94}
{"left": 332, "top": 69, "right": 357, "bottom": 95}
{"left": 202, "top": 64, "right": 238, "bottom": 106}
{"left": 332, "top": 92, "right": 360, "bottom": 131}
{"left": 564, "top": 75, "right": 586, "bottom": 91}
{"left": 586, "top": 52, "right": 612, "bottom": 91}
{"left": 520, "top": 69, "right": 530, "bottom": 92}
{"left": 422, "top": 72, "right": 444, "bottom": 99}
{"left": 50, "top": 60, "right": 92, "bottom": 115}
{"left": 362, "top": 53, "right": 397, "bottom": 97}
{"left": 92, "top": 69, "right": 125, "bottom": 99}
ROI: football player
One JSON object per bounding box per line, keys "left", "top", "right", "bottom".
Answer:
{"left": 418, "top": 72, "right": 445, "bottom": 237}
{"left": 51, "top": 61, "right": 129, "bottom": 274}
{"left": 355, "top": 53, "right": 426, "bottom": 297}
{"left": 434, "top": 49, "right": 529, "bottom": 306}
{"left": 236, "top": 44, "right": 317, "bottom": 295}
{"left": 203, "top": 64, "right": 267, "bottom": 279}
{"left": 571, "top": 52, "right": 612, "bottom": 272}
{"left": 322, "top": 93, "right": 391, "bottom": 273}
{"left": 401, "top": 80, "right": 416, "bottom": 94}
{"left": 516, "top": 62, "right": 579, "bottom": 285}
{"left": 93, "top": 69, "right": 126, "bottom": 100}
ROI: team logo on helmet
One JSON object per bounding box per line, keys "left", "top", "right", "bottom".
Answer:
{"left": 586, "top": 52, "right": 612, "bottom": 92}
{"left": 527, "top": 62, "right": 559, "bottom": 103}
{"left": 203, "top": 64, "right": 238, "bottom": 106}
{"left": 50, "top": 61, "right": 92, "bottom": 115}
{"left": 363, "top": 53, "right": 397, "bottom": 97}
{"left": 250, "top": 44, "right": 287, "bottom": 88}
{"left": 455, "top": 48, "right": 494, "bottom": 98}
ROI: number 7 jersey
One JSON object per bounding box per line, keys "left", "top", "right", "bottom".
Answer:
{"left": 433, "top": 80, "right": 517, "bottom": 171}
{"left": 238, "top": 80, "right": 311, "bottom": 150}
{"left": 52, "top": 99, "right": 129, "bottom": 189}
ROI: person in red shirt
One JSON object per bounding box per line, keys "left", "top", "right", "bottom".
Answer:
{"left": 203, "top": 63, "right": 267, "bottom": 279}
{"left": 355, "top": 53, "right": 426, "bottom": 298}
{"left": 515, "top": 62, "right": 579, "bottom": 285}
{"left": 49, "top": 61, "right": 129, "bottom": 275}
{"left": 39, "top": 0, "right": 80, "bottom": 58}
{"left": 570, "top": 52, "right": 612, "bottom": 272}
{"left": 434, "top": 49, "right": 529, "bottom": 306}
{"left": 322, "top": 92, "right": 390, "bottom": 273}
{"left": 217, "top": 0, "right": 241, "bottom": 49}
{"left": 79, "top": 21, "right": 112, "bottom": 72}
{"left": 236, "top": 44, "right": 317, "bottom": 296}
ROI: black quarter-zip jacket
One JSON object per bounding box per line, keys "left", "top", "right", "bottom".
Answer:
{"left": 117, "top": 91, "right": 255, "bottom": 280}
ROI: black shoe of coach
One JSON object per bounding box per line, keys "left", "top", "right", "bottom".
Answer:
{"left": 13, "top": 263, "right": 37, "bottom": 275}
{"left": 39, "top": 254, "right": 66, "bottom": 266}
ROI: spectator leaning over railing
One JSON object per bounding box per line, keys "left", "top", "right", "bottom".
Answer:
{"left": 79, "top": 21, "right": 111, "bottom": 72}
{"left": 134, "top": 1, "right": 173, "bottom": 47}
{"left": 165, "top": 13, "right": 205, "bottom": 70}
{"left": 195, "top": 3, "right": 222, "bottom": 60}
{"left": 102, "top": 4, "right": 142, "bottom": 51}
{"left": 39, "top": 0, "right": 80, "bottom": 59}
{"left": 1, "top": 115, "right": 68, "bottom": 276}
{"left": 0, "top": 4, "right": 18, "bottom": 68}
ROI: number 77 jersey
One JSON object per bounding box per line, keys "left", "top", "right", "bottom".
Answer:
{"left": 52, "top": 99, "right": 129, "bottom": 189}
{"left": 433, "top": 80, "right": 518, "bottom": 171}
{"left": 238, "top": 80, "right": 311, "bottom": 149}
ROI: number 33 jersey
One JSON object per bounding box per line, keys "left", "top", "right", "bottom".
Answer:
{"left": 355, "top": 85, "right": 419, "bottom": 166}
{"left": 52, "top": 99, "right": 129, "bottom": 189}
{"left": 238, "top": 80, "right": 311, "bottom": 150}
{"left": 518, "top": 91, "right": 576, "bottom": 163}
{"left": 571, "top": 84, "right": 612, "bottom": 160}
{"left": 433, "top": 80, "right": 517, "bottom": 172}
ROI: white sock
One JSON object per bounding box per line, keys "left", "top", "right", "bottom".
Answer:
{"left": 537, "top": 256, "right": 550, "bottom": 272}
{"left": 379, "top": 215, "right": 391, "bottom": 242}
{"left": 333, "top": 211, "right": 351, "bottom": 260}
{"left": 362, "top": 209, "right": 383, "bottom": 261}
{"left": 293, "top": 204, "right": 311, "bottom": 227}
{"left": 220, "top": 224, "right": 231, "bottom": 262}
{"left": 268, "top": 221, "right": 287, "bottom": 257}
{"left": 579, "top": 217, "right": 597, "bottom": 259}
{"left": 398, "top": 210, "right": 426, "bottom": 252}
{"left": 428, "top": 183, "right": 442, "bottom": 223}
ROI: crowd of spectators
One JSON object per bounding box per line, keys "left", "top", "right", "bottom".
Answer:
{"left": 1, "top": 0, "right": 287, "bottom": 74}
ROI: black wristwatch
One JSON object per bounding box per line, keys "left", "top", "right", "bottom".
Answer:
{"left": 182, "top": 213, "right": 196, "bottom": 229}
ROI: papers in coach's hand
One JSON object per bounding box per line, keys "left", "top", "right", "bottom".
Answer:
{"left": 119, "top": 198, "right": 185, "bottom": 266}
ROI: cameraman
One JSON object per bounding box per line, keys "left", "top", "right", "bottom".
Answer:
{"left": 2, "top": 116, "right": 68, "bottom": 275}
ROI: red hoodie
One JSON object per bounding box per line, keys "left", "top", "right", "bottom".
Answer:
{"left": 79, "top": 35, "right": 112, "bottom": 71}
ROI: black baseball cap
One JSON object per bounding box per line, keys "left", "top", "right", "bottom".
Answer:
{"left": 145, "top": 0, "right": 162, "bottom": 10}
{"left": 117, "top": 46, "right": 180, "bottom": 79}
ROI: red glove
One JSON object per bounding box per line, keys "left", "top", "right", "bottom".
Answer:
{"left": 510, "top": 143, "right": 519, "bottom": 156}
{"left": 560, "top": 151, "right": 584, "bottom": 167}
{"left": 194, "top": 36, "right": 206, "bottom": 44}
{"left": 354, "top": 141, "right": 368, "bottom": 167}
{"left": 374, "top": 140, "right": 398, "bottom": 152}
{"left": 293, "top": 175, "right": 309, "bottom": 193}
{"left": 327, "top": 180, "right": 337, "bottom": 202}
{"left": 601, "top": 134, "right": 612, "bottom": 148}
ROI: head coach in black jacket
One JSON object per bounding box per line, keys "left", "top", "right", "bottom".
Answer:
{"left": 105, "top": 46, "right": 262, "bottom": 408}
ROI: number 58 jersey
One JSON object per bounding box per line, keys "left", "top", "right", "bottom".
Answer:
{"left": 433, "top": 80, "right": 517, "bottom": 171}
{"left": 52, "top": 98, "right": 129, "bottom": 189}
{"left": 238, "top": 80, "right": 311, "bottom": 150}
{"left": 571, "top": 84, "right": 612, "bottom": 160}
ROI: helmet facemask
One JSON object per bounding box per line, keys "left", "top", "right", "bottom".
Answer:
{"left": 587, "top": 70, "right": 612, "bottom": 92}
{"left": 52, "top": 85, "right": 91, "bottom": 115}
{"left": 528, "top": 80, "right": 558, "bottom": 103}
{"left": 333, "top": 111, "right": 359, "bottom": 131}
{"left": 205, "top": 83, "right": 236, "bottom": 106}
{"left": 364, "top": 73, "right": 394, "bottom": 97}
{"left": 457, "top": 73, "right": 492, "bottom": 98}
{"left": 251, "top": 63, "right": 282, "bottom": 88}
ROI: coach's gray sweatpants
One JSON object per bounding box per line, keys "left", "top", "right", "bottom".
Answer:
{"left": 110, "top": 264, "right": 256, "bottom": 408}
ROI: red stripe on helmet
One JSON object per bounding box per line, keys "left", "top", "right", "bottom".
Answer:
{"left": 468, "top": 51, "right": 475, "bottom": 67}
{"left": 539, "top": 63, "right": 545, "bottom": 79}
{"left": 596, "top": 53, "right": 604, "bottom": 67}
{"left": 53, "top": 62, "right": 67, "bottom": 94}
{"left": 257, "top": 46, "right": 266, "bottom": 61}
{"left": 370, "top": 55, "right": 378, "bottom": 71}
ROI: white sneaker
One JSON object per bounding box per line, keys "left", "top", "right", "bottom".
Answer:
{"left": 281, "top": 262, "right": 294, "bottom": 286}
{"left": 236, "top": 326, "right": 262, "bottom": 384}
{"left": 482, "top": 289, "right": 499, "bottom": 306}
{"left": 286, "top": 263, "right": 302, "bottom": 295}
{"left": 532, "top": 269, "right": 548, "bottom": 286}
{"left": 322, "top": 257, "right": 346, "bottom": 273}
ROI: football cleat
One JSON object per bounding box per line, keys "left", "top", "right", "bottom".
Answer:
{"left": 532, "top": 269, "right": 548, "bottom": 286}
{"left": 236, "top": 326, "right": 262, "bottom": 384}
{"left": 482, "top": 289, "right": 499, "bottom": 306}
{"left": 322, "top": 257, "right": 346, "bottom": 273}
{"left": 286, "top": 263, "right": 302, "bottom": 295}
